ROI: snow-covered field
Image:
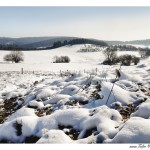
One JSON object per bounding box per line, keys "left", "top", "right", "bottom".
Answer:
{"left": 0, "top": 44, "right": 150, "bottom": 143}
{"left": 0, "top": 44, "right": 144, "bottom": 72}
{"left": 0, "top": 45, "right": 104, "bottom": 72}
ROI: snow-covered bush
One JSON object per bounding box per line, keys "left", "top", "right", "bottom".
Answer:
{"left": 103, "top": 51, "right": 140, "bottom": 66}
{"left": 132, "top": 56, "right": 140, "bottom": 65}
{"left": 3, "top": 51, "right": 24, "bottom": 63}
{"left": 53, "top": 56, "right": 70, "bottom": 63}
{"left": 119, "top": 54, "right": 140, "bottom": 66}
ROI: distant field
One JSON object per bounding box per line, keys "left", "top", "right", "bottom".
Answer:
{"left": 0, "top": 44, "right": 141, "bottom": 72}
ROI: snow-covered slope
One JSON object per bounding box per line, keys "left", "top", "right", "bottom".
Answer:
{"left": 0, "top": 67, "right": 149, "bottom": 143}
{"left": 0, "top": 44, "right": 150, "bottom": 143}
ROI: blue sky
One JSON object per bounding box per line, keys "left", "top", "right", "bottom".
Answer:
{"left": 0, "top": 7, "right": 150, "bottom": 40}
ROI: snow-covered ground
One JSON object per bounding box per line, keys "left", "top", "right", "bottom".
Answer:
{"left": 0, "top": 44, "right": 150, "bottom": 143}
{"left": 0, "top": 44, "right": 144, "bottom": 72}
{"left": 0, "top": 45, "right": 103, "bottom": 72}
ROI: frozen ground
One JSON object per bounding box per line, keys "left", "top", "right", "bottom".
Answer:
{"left": 0, "top": 44, "right": 150, "bottom": 143}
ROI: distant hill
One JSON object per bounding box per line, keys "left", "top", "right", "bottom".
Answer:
{"left": 1, "top": 36, "right": 150, "bottom": 50}
{"left": 21, "top": 37, "right": 76, "bottom": 49}
{"left": 0, "top": 36, "right": 75, "bottom": 46}
{"left": 0, "top": 37, "right": 57, "bottom": 45}
{"left": 0, "top": 36, "right": 108, "bottom": 50}
{"left": 106, "top": 39, "right": 150, "bottom": 46}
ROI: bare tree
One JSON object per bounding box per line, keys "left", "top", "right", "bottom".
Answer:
{"left": 103, "top": 47, "right": 118, "bottom": 65}
{"left": 3, "top": 50, "right": 24, "bottom": 63}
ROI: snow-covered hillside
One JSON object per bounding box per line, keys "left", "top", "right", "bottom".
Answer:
{"left": 0, "top": 44, "right": 142, "bottom": 72}
{"left": 0, "top": 44, "right": 150, "bottom": 143}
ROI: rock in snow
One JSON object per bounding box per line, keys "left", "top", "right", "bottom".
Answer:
{"left": 6, "top": 107, "right": 37, "bottom": 122}
{"left": 131, "top": 102, "right": 150, "bottom": 119}
{"left": 36, "top": 130, "right": 72, "bottom": 143}
{"left": 107, "top": 117, "right": 150, "bottom": 143}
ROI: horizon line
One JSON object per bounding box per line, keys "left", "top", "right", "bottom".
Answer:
{"left": 0, "top": 36, "right": 150, "bottom": 42}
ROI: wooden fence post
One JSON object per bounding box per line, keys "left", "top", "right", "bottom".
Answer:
{"left": 21, "top": 68, "right": 23, "bottom": 74}
{"left": 60, "top": 70, "right": 62, "bottom": 77}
